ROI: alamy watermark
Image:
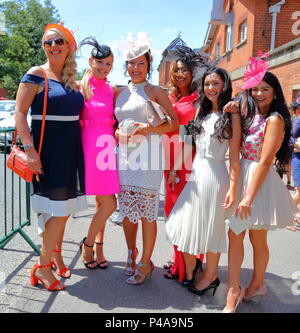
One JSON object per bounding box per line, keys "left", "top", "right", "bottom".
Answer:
{"left": 291, "top": 271, "right": 300, "bottom": 296}
{"left": 292, "top": 11, "right": 300, "bottom": 36}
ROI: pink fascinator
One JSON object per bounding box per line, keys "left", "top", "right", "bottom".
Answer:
{"left": 241, "top": 51, "right": 270, "bottom": 90}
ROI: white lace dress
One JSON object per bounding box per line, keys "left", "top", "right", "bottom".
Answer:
{"left": 115, "top": 82, "right": 164, "bottom": 223}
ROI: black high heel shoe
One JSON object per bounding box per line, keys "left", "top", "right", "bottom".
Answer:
{"left": 181, "top": 258, "right": 203, "bottom": 287}
{"left": 188, "top": 277, "right": 220, "bottom": 296}
{"left": 79, "top": 237, "right": 97, "bottom": 269}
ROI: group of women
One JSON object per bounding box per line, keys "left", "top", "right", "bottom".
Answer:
{"left": 14, "top": 23, "right": 298, "bottom": 313}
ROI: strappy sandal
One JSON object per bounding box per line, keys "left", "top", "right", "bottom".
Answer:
{"left": 163, "top": 260, "right": 174, "bottom": 270}
{"left": 126, "top": 261, "right": 154, "bottom": 285}
{"left": 51, "top": 249, "right": 71, "bottom": 278}
{"left": 94, "top": 241, "right": 109, "bottom": 269}
{"left": 125, "top": 248, "right": 138, "bottom": 276}
{"left": 30, "top": 263, "right": 65, "bottom": 291}
{"left": 79, "top": 237, "right": 97, "bottom": 269}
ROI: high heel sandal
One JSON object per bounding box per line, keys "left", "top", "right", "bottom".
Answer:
{"left": 125, "top": 248, "right": 138, "bottom": 276}
{"left": 243, "top": 285, "right": 268, "bottom": 303}
{"left": 188, "top": 277, "right": 220, "bottom": 296}
{"left": 51, "top": 249, "right": 71, "bottom": 279}
{"left": 94, "top": 241, "right": 109, "bottom": 269}
{"left": 30, "top": 263, "right": 65, "bottom": 291}
{"left": 79, "top": 237, "right": 97, "bottom": 269}
{"left": 181, "top": 258, "right": 204, "bottom": 287}
{"left": 223, "top": 286, "right": 245, "bottom": 313}
{"left": 126, "top": 261, "right": 154, "bottom": 285}
{"left": 163, "top": 260, "right": 174, "bottom": 270}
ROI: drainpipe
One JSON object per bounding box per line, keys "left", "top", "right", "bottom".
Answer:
{"left": 269, "top": 0, "right": 286, "bottom": 50}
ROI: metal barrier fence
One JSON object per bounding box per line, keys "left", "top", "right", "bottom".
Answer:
{"left": 0, "top": 128, "right": 40, "bottom": 254}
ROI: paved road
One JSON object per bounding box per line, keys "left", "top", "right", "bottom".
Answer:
{"left": 0, "top": 188, "right": 300, "bottom": 314}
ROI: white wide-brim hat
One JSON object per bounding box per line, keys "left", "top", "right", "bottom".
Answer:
{"left": 111, "top": 31, "right": 152, "bottom": 61}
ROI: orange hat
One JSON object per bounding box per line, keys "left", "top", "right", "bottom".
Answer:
{"left": 44, "top": 22, "right": 77, "bottom": 51}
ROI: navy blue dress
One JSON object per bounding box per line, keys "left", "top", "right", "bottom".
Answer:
{"left": 291, "top": 117, "right": 300, "bottom": 187}
{"left": 21, "top": 74, "right": 87, "bottom": 236}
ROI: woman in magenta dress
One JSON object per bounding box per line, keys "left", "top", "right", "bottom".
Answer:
{"left": 79, "top": 37, "right": 119, "bottom": 269}
{"left": 163, "top": 46, "right": 206, "bottom": 285}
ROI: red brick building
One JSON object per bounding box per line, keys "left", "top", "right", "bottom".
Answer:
{"left": 158, "top": 0, "right": 300, "bottom": 106}
{"left": 202, "top": 0, "right": 300, "bottom": 105}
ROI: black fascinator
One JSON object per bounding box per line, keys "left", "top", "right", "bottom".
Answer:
{"left": 79, "top": 36, "right": 112, "bottom": 59}
{"left": 172, "top": 45, "right": 217, "bottom": 89}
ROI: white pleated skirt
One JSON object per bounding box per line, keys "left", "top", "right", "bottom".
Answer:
{"left": 165, "top": 156, "right": 233, "bottom": 255}
{"left": 226, "top": 158, "right": 297, "bottom": 235}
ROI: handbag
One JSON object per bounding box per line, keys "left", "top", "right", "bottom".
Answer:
{"left": 6, "top": 68, "right": 48, "bottom": 183}
{"left": 146, "top": 100, "right": 171, "bottom": 127}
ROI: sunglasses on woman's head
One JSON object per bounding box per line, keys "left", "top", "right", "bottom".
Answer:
{"left": 43, "top": 38, "right": 65, "bottom": 47}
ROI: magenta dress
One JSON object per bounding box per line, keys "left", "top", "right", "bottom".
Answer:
{"left": 80, "top": 76, "right": 120, "bottom": 195}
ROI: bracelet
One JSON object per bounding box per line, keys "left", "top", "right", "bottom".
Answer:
{"left": 169, "top": 170, "right": 177, "bottom": 176}
{"left": 24, "top": 144, "right": 34, "bottom": 151}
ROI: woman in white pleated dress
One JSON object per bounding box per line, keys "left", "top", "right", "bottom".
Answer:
{"left": 165, "top": 67, "right": 241, "bottom": 296}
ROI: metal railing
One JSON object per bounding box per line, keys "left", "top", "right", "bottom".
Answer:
{"left": 0, "top": 129, "right": 40, "bottom": 254}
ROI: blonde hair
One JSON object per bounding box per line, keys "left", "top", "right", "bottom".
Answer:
{"left": 42, "top": 28, "right": 78, "bottom": 91}
{"left": 81, "top": 68, "right": 93, "bottom": 101}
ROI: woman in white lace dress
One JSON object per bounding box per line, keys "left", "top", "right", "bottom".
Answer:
{"left": 114, "top": 32, "right": 179, "bottom": 285}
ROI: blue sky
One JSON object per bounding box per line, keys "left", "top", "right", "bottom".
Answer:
{"left": 1, "top": 0, "right": 213, "bottom": 85}
{"left": 50, "top": 0, "right": 213, "bottom": 85}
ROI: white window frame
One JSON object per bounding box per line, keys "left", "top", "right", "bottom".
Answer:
{"left": 226, "top": 24, "right": 233, "bottom": 52}
{"left": 215, "top": 43, "right": 221, "bottom": 57}
{"left": 240, "top": 21, "right": 247, "bottom": 43}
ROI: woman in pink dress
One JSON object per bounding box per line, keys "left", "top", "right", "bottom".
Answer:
{"left": 163, "top": 46, "right": 207, "bottom": 285}
{"left": 79, "top": 37, "right": 120, "bottom": 269}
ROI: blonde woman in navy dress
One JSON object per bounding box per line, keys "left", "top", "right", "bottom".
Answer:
{"left": 15, "top": 23, "right": 87, "bottom": 291}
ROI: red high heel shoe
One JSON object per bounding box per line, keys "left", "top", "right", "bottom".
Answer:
{"left": 30, "top": 263, "right": 65, "bottom": 291}
{"left": 51, "top": 249, "right": 71, "bottom": 278}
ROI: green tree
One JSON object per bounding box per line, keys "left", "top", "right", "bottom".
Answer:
{"left": 0, "top": 0, "right": 60, "bottom": 98}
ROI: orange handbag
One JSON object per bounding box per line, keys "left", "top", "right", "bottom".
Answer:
{"left": 6, "top": 69, "right": 48, "bottom": 183}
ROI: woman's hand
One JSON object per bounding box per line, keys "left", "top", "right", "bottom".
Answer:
{"left": 131, "top": 122, "right": 149, "bottom": 137}
{"left": 223, "top": 101, "right": 239, "bottom": 114}
{"left": 116, "top": 128, "right": 131, "bottom": 145}
{"left": 25, "top": 148, "right": 42, "bottom": 175}
{"left": 294, "top": 138, "right": 300, "bottom": 153}
{"left": 167, "top": 172, "right": 177, "bottom": 191}
{"left": 223, "top": 188, "right": 236, "bottom": 210}
{"left": 235, "top": 195, "right": 253, "bottom": 219}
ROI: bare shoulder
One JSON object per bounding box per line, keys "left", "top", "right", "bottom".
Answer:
{"left": 114, "top": 85, "right": 127, "bottom": 99}
{"left": 27, "top": 66, "right": 44, "bottom": 77}
{"left": 267, "top": 113, "right": 284, "bottom": 124}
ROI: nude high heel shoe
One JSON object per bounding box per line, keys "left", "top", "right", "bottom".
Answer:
{"left": 126, "top": 261, "right": 154, "bottom": 285}
{"left": 223, "top": 286, "right": 245, "bottom": 313}
{"left": 124, "top": 248, "right": 138, "bottom": 276}
{"left": 243, "top": 285, "right": 268, "bottom": 303}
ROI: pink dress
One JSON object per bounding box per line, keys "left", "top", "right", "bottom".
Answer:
{"left": 80, "top": 76, "right": 120, "bottom": 195}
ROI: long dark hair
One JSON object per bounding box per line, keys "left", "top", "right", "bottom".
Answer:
{"left": 187, "top": 67, "right": 233, "bottom": 142}
{"left": 237, "top": 71, "right": 292, "bottom": 169}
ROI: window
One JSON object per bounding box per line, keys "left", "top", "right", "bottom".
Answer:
{"left": 226, "top": 24, "right": 233, "bottom": 52}
{"left": 239, "top": 21, "right": 247, "bottom": 43}
{"left": 215, "top": 43, "right": 221, "bottom": 57}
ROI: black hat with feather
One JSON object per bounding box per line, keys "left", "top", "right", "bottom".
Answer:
{"left": 79, "top": 36, "right": 112, "bottom": 59}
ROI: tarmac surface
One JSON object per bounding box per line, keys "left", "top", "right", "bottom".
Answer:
{"left": 0, "top": 187, "right": 300, "bottom": 315}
